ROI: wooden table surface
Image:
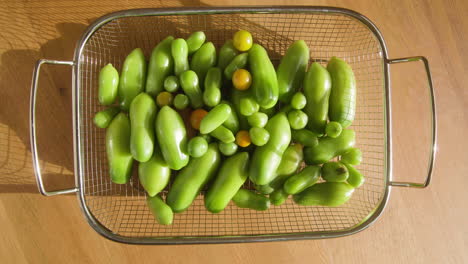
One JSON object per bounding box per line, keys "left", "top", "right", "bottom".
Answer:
{"left": 1, "top": 0, "right": 466, "bottom": 263}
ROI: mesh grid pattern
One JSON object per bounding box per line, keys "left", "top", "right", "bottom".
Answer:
{"left": 78, "top": 12, "right": 386, "bottom": 238}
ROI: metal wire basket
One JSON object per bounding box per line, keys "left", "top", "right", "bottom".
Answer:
{"left": 30, "top": 6, "right": 437, "bottom": 244}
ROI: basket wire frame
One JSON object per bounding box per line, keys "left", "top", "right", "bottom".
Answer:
{"left": 78, "top": 12, "right": 385, "bottom": 238}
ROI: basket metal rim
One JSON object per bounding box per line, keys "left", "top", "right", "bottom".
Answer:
{"left": 72, "top": 6, "right": 392, "bottom": 244}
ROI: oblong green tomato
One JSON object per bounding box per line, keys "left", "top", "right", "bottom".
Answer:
{"left": 291, "top": 129, "right": 318, "bottom": 147}
{"left": 166, "top": 143, "right": 221, "bottom": 213}
{"left": 180, "top": 70, "right": 203, "bottom": 108}
{"left": 283, "top": 165, "right": 320, "bottom": 195}
{"left": 147, "top": 195, "right": 173, "bottom": 225}
{"left": 249, "top": 112, "right": 291, "bottom": 185}
{"left": 106, "top": 113, "right": 133, "bottom": 184}
{"left": 220, "top": 100, "right": 240, "bottom": 134}
{"left": 277, "top": 40, "right": 309, "bottom": 103}
{"left": 232, "top": 189, "right": 270, "bottom": 211}
{"left": 327, "top": 57, "right": 356, "bottom": 128}
{"left": 203, "top": 67, "right": 222, "bottom": 107}
{"left": 204, "top": 152, "right": 249, "bottom": 213}
{"left": 248, "top": 44, "right": 278, "bottom": 109}
{"left": 199, "top": 104, "right": 231, "bottom": 134}
{"left": 224, "top": 53, "right": 248, "bottom": 80}
{"left": 218, "top": 40, "right": 239, "bottom": 70}
{"left": 98, "top": 63, "right": 119, "bottom": 105}
{"left": 138, "top": 149, "right": 171, "bottom": 197}
{"left": 118, "top": 48, "right": 147, "bottom": 110}
{"left": 210, "top": 125, "right": 235, "bottom": 143}
{"left": 293, "top": 182, "right": 354, "bottom": 207}
{"left": 303, "top": 62, "right": 331, "bottom": 135}
{"left": 130, "top": 93, "right": 157, "bottom": 162}
{"left": 190, "top": 42, "right": 216, "bottom": 85}
{"left": 171, "top": 38, "right": 189, "bottom": 76}
{"left": 146, "top": 36, "right": 174, "bottom": 97}
{"left": 155, "top": 106, "right": 189, "bottom": 170}
{"left": 186, "top": 31, "right": 206, "bottom": 55}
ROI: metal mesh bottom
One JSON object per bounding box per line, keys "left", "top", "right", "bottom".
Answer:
{"left": 78, "top": 11, "right": 386, "bottom": 238}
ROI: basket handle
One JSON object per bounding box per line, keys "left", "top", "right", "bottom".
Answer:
{"left": 30, "top": 59, "right": 78, "bottom": 196}
{"left": 386, "top": 56, "right": 437, "bottom": 188}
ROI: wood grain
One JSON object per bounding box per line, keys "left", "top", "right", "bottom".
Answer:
{"left": 0, "top": 0, "right": 466, "bottom": 263}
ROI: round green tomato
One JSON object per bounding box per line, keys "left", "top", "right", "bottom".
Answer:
{"left": 174, "top": 94, "right": 189, "bottom": 110}
{"left": 164, "top": 75, "right": 179, "bottom": 92}
{"left": 219, "top": 142, "right": 238, "bottom": 156}
{"left": 341, "top": 148, "right": 362, "bottom": 165}
{"left": 291, "top": 92, "right": 306, "bottom": 110}
{"left": 249, "top": 127, "right": 270, "bottom": 146}
{"left": 247, "top": 112, "right": 268, "bottom": 128}
{"left": 187, "top": 136, "right": 208, "bottom": 157}
{"left": 326, "top": 121, "right": 342, "bottom": 138}
{"left": 287, "top": 110, "right": 308, "bottom": 130}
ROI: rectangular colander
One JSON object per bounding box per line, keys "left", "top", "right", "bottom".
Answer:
{"left": 30, "top": 6, "right": 437, "bottom": 244}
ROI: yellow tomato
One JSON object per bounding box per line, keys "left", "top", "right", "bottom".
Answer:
{"left": 235, "top": 130, "right": 251, "bottom": 147}
{"left": 232, "top": 69, "right": 252, "bottom": 91}
{"left": 233, "top": 30, "right": 253, "bottom": 52}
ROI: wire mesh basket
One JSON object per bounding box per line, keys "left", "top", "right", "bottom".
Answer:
{"left": 30, "top": 6, "right": 437, "bottom": 244}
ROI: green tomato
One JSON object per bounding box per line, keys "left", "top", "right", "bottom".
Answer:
{"left": 340, "top": 148, "right": 362, "bottom": 165}
{"left": 199, "top": 104, "right": 232, "bottom": 134}
{"left": 98, "top": 63, "right": 119, "bottom": 105}
{"left": 186, "top": 31, "right": 206, "bottom": 55}
{"left": 147, "top": 195, "right": 173, "bottom": 225}
{"left": 287, "top": 110, "right": 308, "bottom": 130}
{"left": 187, "top": 136, "right": 209, "bottom": 158}
{"left": 247, "top": 112, "right": 268, "bottom": 128}
{"left": 219, "top": 142, "right": 238, "bottom": 156}
{"left": 173, "top": 94, "right": 189, "bottom": 110}
{"left": 249, "top": 127, "right": 270, "bottom": 146}
{"left": 164, "top": 75, "right": 179, "bottom": 92}
{"left": 322, "top": 161, "right": 349, "bottom": 182}
{"left": 291, "top": 92, "right": 307, "bottom": 110}
{"left": 232, "top": 189, "right": 270, "bottom": 211}
{"left": 326, "top": 121, "right": 342, "bottom": 138}
{"left": 240, "top": 97, "right": 259, "bottom": 116}
{"left": 293, "top": 182, "right": 354, "bottom": 207}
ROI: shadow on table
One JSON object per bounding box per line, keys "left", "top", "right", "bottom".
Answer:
{"left": 0, "top": 2, "right": 292, "bottom": 194}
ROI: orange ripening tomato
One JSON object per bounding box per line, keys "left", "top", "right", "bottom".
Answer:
{"left": 190, "top": 109, "right": 208, "bottom": 130}
{"left": 235, "top": 130, "right": 251, "bottom": 147}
